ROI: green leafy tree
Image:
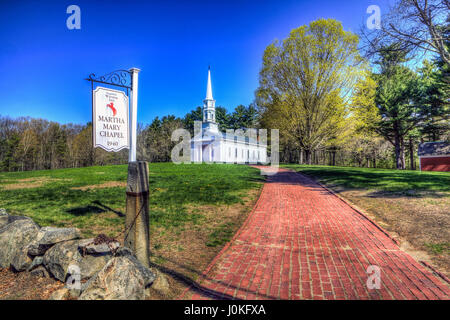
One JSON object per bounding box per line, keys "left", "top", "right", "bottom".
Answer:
{"left": 183, "top": 106, "right": 202, "bottom": 135}
{"left": 230, "top": 104, "right": 259, "bottom": 130}
{"left": 418, "top": 60, "right": 450, "bottom": 141}
{"left": 373, "top": 48, "right": 422, "bottom": 169}
{"left": 256, "top": 19, "right": 363, "bottom": 164}
{"left": 215, "top": 106, "right": 231, "bottom": 131}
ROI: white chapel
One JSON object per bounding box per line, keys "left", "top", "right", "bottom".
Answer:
{"left": 190, "top": 68, "right": 267, "bottom": 164}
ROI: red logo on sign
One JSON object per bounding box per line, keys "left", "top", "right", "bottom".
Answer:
{"left": 107, "top": 102, "right": 117, "bottom": 116}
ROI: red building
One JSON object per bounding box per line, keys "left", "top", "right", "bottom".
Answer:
{"left": 418, "top": 142, "right": 450, "bottom": 172}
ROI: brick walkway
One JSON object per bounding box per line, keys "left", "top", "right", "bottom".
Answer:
{"left": 182, "top": 168, "right": 450, "bottom": 300}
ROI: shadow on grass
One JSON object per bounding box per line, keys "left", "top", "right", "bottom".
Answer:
{"left": 92, "top": 200, "right": 125, "bottom": 217}
{"left": 66, "top": 205, "right": 106, "bottom": 216}
{"left": 66, "top": 201, "right": 125, "bottom": 217}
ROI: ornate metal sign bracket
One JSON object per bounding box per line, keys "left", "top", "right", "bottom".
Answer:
{"left": 85, "top": 69, "right": 132, "bottom": 95}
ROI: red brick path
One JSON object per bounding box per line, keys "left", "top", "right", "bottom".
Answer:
{"left": 182, "top": 168, "right": 450, "bottom": 300}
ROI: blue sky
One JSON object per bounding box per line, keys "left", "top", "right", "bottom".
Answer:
{"left": 0, "top": 0, "right": 390, "bottom": 125}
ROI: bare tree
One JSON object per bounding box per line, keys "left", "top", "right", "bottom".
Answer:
{"left": 361, "top": 0, "right": 450, "bottom": 65}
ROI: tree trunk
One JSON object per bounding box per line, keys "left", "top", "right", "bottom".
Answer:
{"left": 409, "top": 137, "right": 415, "bottom": 170}
{"left": 299, "top": 149, "right": 303, "bottom": 164}
{"left": 305, "top": 150, "right": 311, "bottom": 165}
{"left": 394, "top": 127, "right": 403, "bottom": 170}
{"left": 400, "top": 137, "right": 406, "bottom": 170}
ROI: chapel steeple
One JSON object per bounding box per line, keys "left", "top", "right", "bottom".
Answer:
{"left": 202, "top": 66, "right": 217, "bottom": 132}
{"left": 206, "top": 66, "right": 213, "bottom": 100}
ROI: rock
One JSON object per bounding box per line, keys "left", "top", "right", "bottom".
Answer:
{"left": 43, "top": 240, "right": 112, "bottom": 282}
{"left": 0, "top": 218, "right": 39, "bottom": 269}
{"left": 30, "top": 265, "right": 50, "bottom": 278}
{"left": 69, "top": 288, "right": 81, "bottom": 299}
{"left": 114, "top": 246, "right": 133, "bottom": 257}
{"left": 27, "top": 226, "right": 81, "bottom": 256}
{"left": 11, "top": 245, "right": 34, "bottom": 271}
{"left": 80, "top": 254, "right": 112, "bottom": 280}
{"left": 78, "top": 239, "right": 120, "bottom": 255}
{"left": 81, "top": 271, "right": 98, "bottom": 292}
{"left": 79, "top": 255, "right": 156, "bottom": 300}
{"left": 149, "top": 269, "right": 171, "bottom": 297}
{"left": 43, "top": 240, "right": 79, "bottom": 281}
{"left": 0, "top": 210, "right": 33, "bottom": 228}
{"left": 49, "top": 288, "right": 69, "bottom": 300}
{"left": 27, "top": 256, "right": 44, "bottom": 271}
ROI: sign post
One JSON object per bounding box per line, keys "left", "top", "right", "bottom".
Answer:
{"left": 129, "top": 68, "right": 140, "bottom": 162}
{"left": 86, "top": 68, "right": 150, "bottom": 267}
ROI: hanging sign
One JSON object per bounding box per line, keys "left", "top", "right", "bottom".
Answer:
{"left": 93, "top": 86, "right": 129, "bottom": 152}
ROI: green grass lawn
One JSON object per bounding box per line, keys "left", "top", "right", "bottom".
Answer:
{"left": 282, "top": 165, "right": 450, "bottom": 193}
{"left": 0, "top": 163, "right": 265, "bottom": 299}
{"left": 0, "top": 163, "right": 264, "bottom": 238}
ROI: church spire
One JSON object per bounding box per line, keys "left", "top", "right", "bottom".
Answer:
{"left": 202, "top": 66, "right": 217, "bottom": 132}
{"left": 206, "top": 66, "right": 213, "bottom": 100}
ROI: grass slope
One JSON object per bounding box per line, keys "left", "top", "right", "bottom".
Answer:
{"left": 0, "top": 163, "right": 263, "bottom": 238}
{"left": 0, "top": 163, "right": 265, "bottom": 299}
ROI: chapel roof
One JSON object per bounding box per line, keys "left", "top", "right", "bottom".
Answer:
{"left": 418, "top": 142, "right": 450, "bottom": 157}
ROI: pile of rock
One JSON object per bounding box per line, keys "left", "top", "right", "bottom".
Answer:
{"left": 0, "top": 209, "right": 156, "bottom": 300}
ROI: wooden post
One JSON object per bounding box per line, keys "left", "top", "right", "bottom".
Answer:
{"left": 125, "top": 161, "right": 150, "bottom": 267}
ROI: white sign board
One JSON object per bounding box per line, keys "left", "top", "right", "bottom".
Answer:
{"left": 93, "top": 87, "right": 129, "bottom": 152}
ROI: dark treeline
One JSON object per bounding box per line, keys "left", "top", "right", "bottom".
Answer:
{"left": 0, "top": 117, "right": 127, "bottom": 172}
{"left": 0, "top": 104, "right": 259, "bottom": 172}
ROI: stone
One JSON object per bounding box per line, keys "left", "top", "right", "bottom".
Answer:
{"left": 149, "top": 269, "right": 171, "bottom": 297}
{"left": 27, "top": 256, "right": 44, "bottom": 271}
{"left": 79, "top": 255, "right": 156, "bottom": 300}
{"left": 0, "top": 210, "right": 33, "bottom": 229}
{"left": 78, "top": 254, "right": 112, "bottom": 280}
{"left": 30, "top": 265, "right": 50, "bottom": 278}
{"left": 78, "top": 239, "right": 120, "bottom": 255}
{"left": 27, "top": 226, "right": 81, "bottom": 256}
{"left": 49, "top": 288, "right": 69, "bottom": 300}
{"left": 11, "top": 245, "right": 34, "bottom": 271}
{"left": 0, "top": 218, "right": 39, "bottom": 269}
{"left": 43, "top": 240, "right": 112, "bottom": 282}
{"left": 114, "top": 246, "right": 133, "bottom": 257}
{"left": 68, "top": 288, "right": 81, "bottom": 299}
